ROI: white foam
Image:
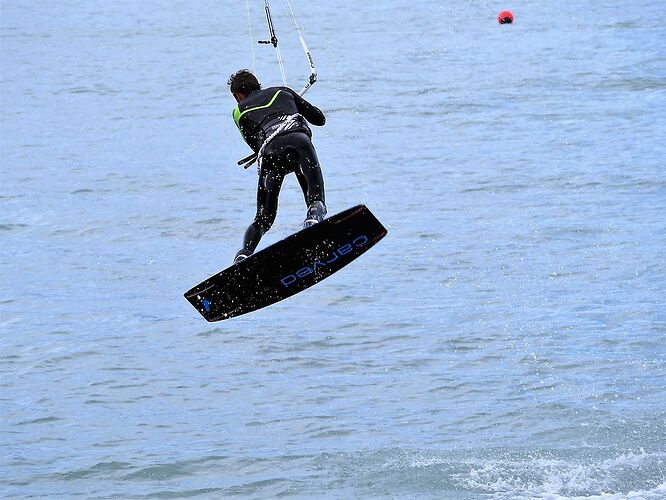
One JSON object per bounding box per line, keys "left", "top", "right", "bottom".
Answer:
{"left": 450, "top": 450, "right": 666, "bottom": 499}
{"left": 543, "top": 481, "right": 666, "bottom": 500}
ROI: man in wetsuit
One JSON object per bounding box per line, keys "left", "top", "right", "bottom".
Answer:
{"left": 228, "top": 69, "right": 327, "bottom": 264}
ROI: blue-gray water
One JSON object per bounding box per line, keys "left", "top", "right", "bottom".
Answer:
{"left": 1, "top": 0, "right": 665, "bottom": 498}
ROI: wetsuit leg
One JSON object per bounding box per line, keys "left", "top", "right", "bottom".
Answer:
{"left": 287, "top": 133, "right": 327, "bottom": 222}
{"left": 235, "top": 133, "right": 326, "bottom": 261}
{"left": 236, "top": 165, "right": 285, "bottom": 259}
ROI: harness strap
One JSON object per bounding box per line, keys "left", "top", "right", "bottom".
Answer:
{"left": 256, "top": 114, "right": 300, "bottom": 174}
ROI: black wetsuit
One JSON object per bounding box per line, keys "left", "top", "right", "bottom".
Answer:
{"left": 233, "top": 86, "right": 326, "bottom": 259}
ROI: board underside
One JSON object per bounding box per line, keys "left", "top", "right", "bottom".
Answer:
{"left": 184, "top": 205, "right": 387, "bottom": 321}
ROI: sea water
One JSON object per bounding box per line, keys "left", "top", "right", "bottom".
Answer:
{"left": 1, "top": 0, "right": 665, "bottom": 498}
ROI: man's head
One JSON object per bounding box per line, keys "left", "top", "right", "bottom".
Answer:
{"left": 228, "top": 69, "right": 261, "bottom": 102}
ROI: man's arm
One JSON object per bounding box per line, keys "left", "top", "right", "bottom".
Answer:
{"left": 243, "top": 129, "right": 261, "bottom": 153}
{"left": 286, "top": 88, "right": 325, "bottom": 126}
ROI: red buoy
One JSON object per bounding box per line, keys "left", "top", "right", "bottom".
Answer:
{"left": 498, "top": 10, "right": 514, "bottom": 24}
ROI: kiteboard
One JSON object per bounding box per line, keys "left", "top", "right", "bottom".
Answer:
{"left": 184, "top": 205, "right": 387, "bottom": 322}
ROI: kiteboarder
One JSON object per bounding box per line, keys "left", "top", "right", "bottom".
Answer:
{"left": 229, "top": 69, "right": 327, "bottom": 264}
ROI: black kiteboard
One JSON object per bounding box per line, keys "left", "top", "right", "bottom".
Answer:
{"left": 184, "top": 205, "right": 387, "bottom": 322}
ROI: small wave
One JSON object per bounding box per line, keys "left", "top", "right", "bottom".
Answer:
{"left": 60, "top": 461, "right": 132, "bottom": 480}
{"left": 0, "top": 223, "right": 28, "bottom": 231}
{"left": 594, "top": 77, "right": 666, "bottom": 92}
{"left": 15, "top": 416, "right": 61, "bottom": 426}
{"left": 452, "top": 449, "right": 666, "bottom": 499}
{"left": 288, "top": 447, "right": 666, "bottom": 498}
{"left": 142, "top": 487, "right": 227, "bottom": 498}
{"left": 557, "top": 481, "right": 666, "bottom": 499}
{"left": 306, "top": 427, "right": 354, "bottom": 439}
{"left": 601, "top": 21, "right": 641, "bottom": 29}
{"left": 196, "top": 218, "right": 228, "bottom": 225}
{"left": 57, "top": 85, "right": 120, "bottom": 96}
{"left": 122, "top": 463, "right": 191, "bottom": 481}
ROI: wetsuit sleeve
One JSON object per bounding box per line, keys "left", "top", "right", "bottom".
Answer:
{"left": 236, "top": 123, "right": 261, "bottom": 153}
{"left": 285, "top": 87, "right": 325, "bottom": 126}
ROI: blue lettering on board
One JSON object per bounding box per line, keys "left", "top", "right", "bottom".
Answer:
{"left": 279, "top": 234, "right": 370, "bottom": 287}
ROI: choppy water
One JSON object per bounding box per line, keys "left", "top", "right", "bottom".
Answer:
{"left": 2, "top": 0, "right": 665, "bottom": 498}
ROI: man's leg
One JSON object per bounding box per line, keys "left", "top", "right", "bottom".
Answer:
{"left": 291, "top": 135, "right": 327, "bottom": 229}
{"left": 234, "top": 167, "right": 285, "bottom": 262}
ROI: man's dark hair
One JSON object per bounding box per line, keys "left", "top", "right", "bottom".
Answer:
{"left": 228, "top": 69, "right": 261, "bottom": 95}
